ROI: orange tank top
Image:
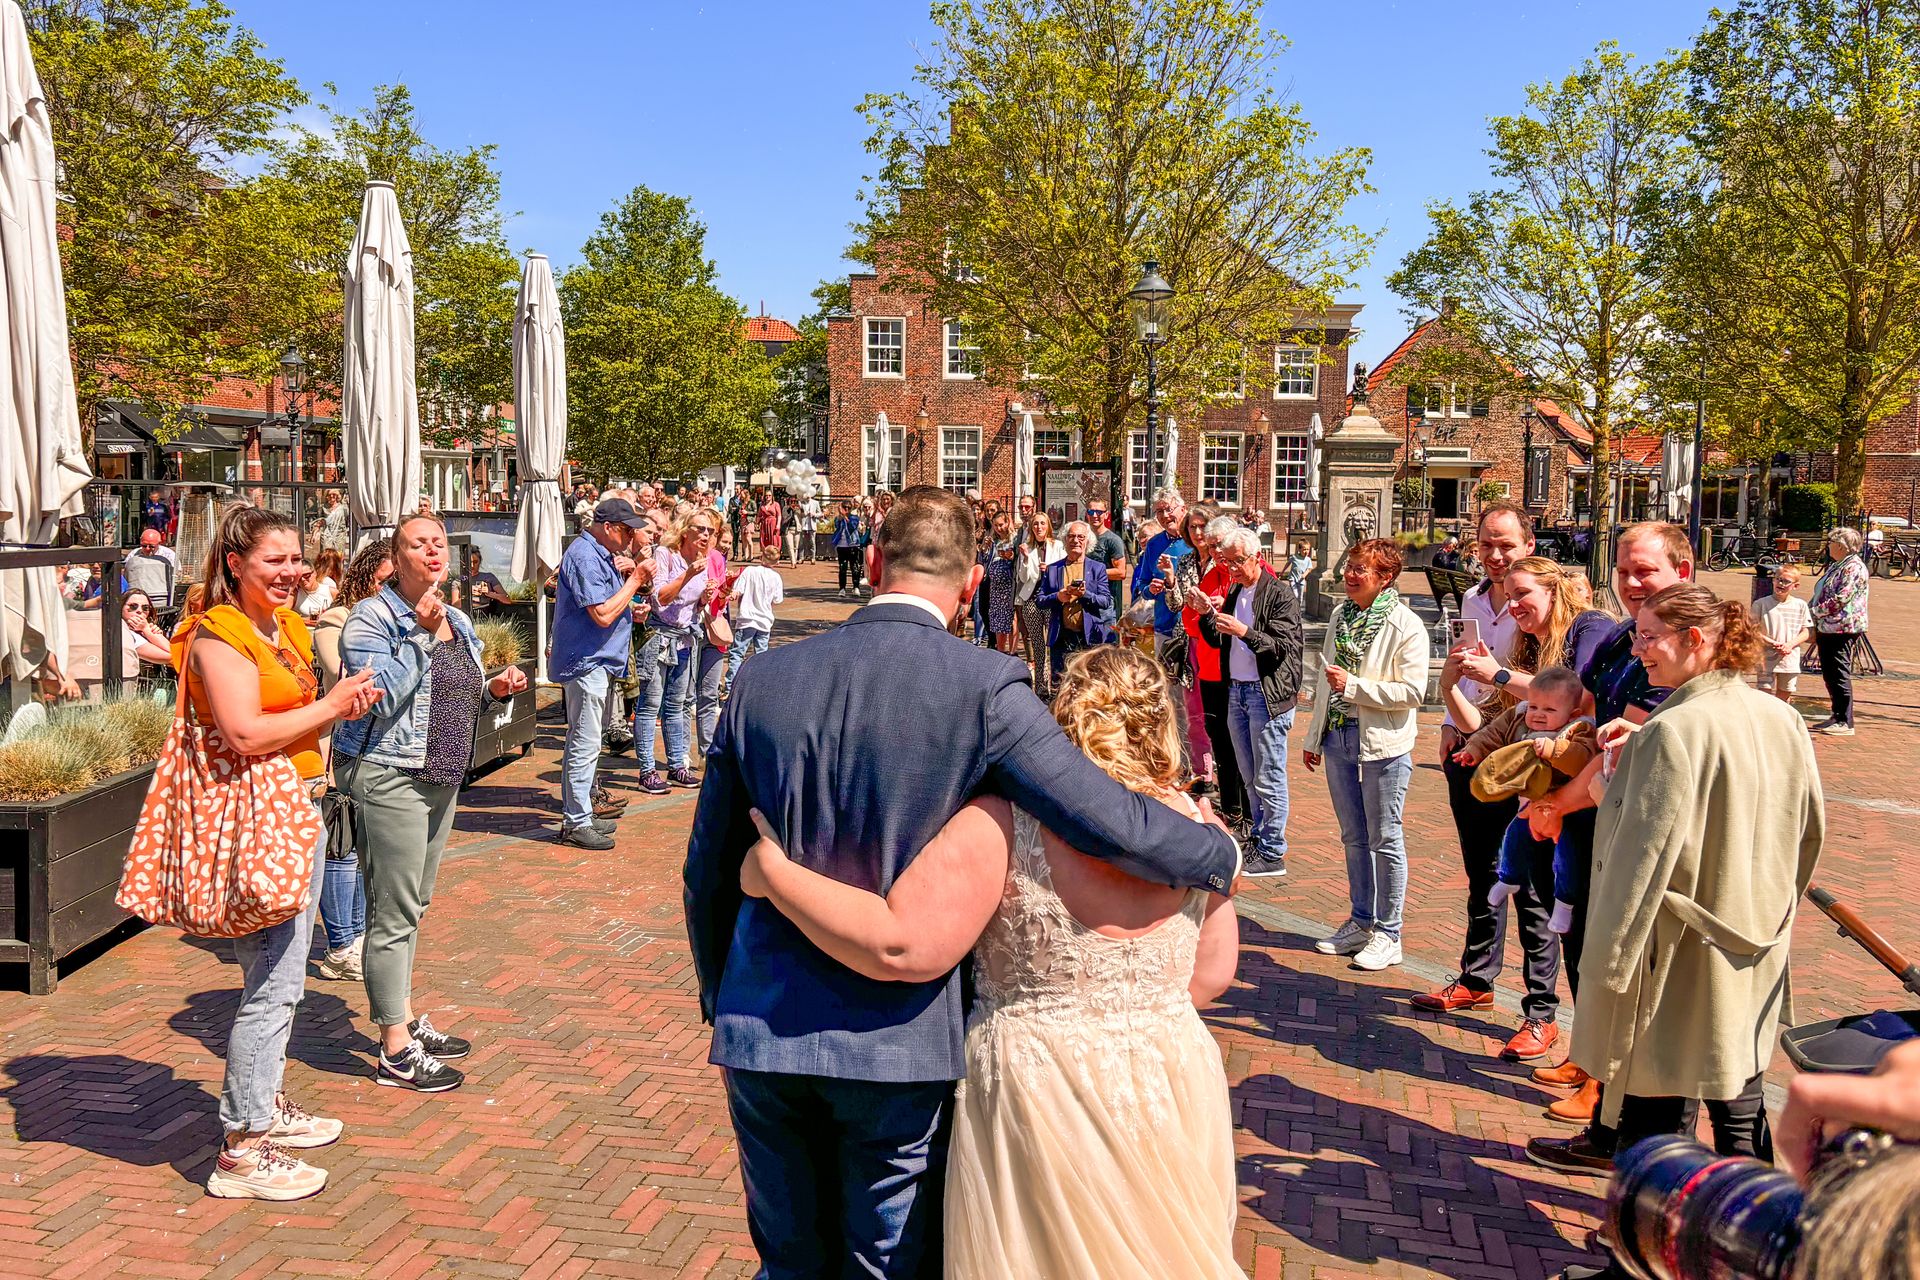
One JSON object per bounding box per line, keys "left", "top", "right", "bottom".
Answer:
{"left": 170, "top": 604, "right": 324, "bottom": 779}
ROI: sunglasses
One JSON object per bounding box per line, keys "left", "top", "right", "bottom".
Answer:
{"left": 125, "top": 603, "right": 149, "bottom": 613}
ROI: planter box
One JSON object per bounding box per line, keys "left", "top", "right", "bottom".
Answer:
{"left": 467, "top": 664, "right": 537, "bottom": 784}
{"left": 476, "top": 600, "right": 536, "bottom": 632}
{"left": 0, "top": 762, "right": 155, "bottom": 995}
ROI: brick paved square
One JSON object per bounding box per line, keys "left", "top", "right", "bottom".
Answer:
{"left": 2, "top": 562, "right": 1912, "bottom": 1278}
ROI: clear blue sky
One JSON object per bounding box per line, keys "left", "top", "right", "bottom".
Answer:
{"left": 242, "top": 0, "right": 1711, "bottom": 370}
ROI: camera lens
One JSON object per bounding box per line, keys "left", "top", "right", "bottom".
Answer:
{"left": 1608, "top": 1136, "right": 1805, "bottom": 1280}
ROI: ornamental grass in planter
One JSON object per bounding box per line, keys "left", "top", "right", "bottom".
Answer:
{"left": 473, "top": 619, "right": 529, "bottom": 670}
{"left": 0, "top": 694, "right": 172, "bottom": 803}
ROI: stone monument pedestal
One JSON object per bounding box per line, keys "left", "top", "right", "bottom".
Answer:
{"left": 1307, "top": 363, "right": 1403, "bottom": 621}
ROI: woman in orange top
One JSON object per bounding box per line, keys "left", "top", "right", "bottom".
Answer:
{"left": 177, "top": 505, "right": 381, "bottom": 1203}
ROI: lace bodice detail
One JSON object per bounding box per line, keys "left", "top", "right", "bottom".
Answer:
{"left": 973, "top": 807, "right": 1207, "bottom": 1023}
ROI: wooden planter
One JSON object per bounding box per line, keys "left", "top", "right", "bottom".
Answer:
{"left": 0, "top": 762, "right": 155, "bottom": 995}
{"left": 466, "top": 664, "right": 537, "bottom": 784}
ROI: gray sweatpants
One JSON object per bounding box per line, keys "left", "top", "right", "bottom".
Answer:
{"left": 343, "top": 758, "right": 460, "bottom": 1028}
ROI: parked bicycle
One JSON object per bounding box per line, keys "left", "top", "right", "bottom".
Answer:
{"left": 1705, "top": 526, "right": 1765, "bottom": 571}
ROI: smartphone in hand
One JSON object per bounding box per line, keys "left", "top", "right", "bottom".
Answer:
{"left": 1449, "top": 617, "right": 1481, "bottom": 651}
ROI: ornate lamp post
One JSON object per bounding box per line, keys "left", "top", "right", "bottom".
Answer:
{"left": 1519, "top": 396, "right": 1541, "bottom": 511}
{"left": 1128, "top": 261, "right": 1174, "bottom": 503}
{"left": 279, "top": 346, "right": 307, "bottom": 529}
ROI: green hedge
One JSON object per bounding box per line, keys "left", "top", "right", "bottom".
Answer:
{"left": 1781, "top": 483, "right": 1836, "bottom": 533}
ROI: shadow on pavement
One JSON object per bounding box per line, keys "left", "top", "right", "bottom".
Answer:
{"left": 167, "top": 985, "right": 376, "bottom": 1079}
{"left": 1235, "top": 1070, "right": 1606, "bottom": 1278}
{"left": 5, "top": 1054, "right": 220, "bottom": 1184}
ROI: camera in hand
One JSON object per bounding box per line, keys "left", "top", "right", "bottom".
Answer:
{"left": 1604, "top": 1129, "right": 1913, "bottom": 1279}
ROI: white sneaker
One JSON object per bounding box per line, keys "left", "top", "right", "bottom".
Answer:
{"left": 205, "top": 1140, "right": 328, "bottom": 1200}
{"left": 267, "top": 1093, "right": 342, "bottom": 1149}
{"left": 1314, "top": 919, "right": 1372, "bottom": 956}
{"left": 1818, "top": 722, "right": 1856, "bottom": 737}
{"left": 315, "top": 939, "right": 363, "bottom": 981}
{"left": 1351, "top": 932, "right": 1403, "bottom": 971}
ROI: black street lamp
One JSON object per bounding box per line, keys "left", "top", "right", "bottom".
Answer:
{"left": 279, "top": 346, "right": 307, "bottom": 529}
{"left": 1520, "top": 399, "right": 1540, "bottom": 510}
{"left": 1128, "top": 260, "right": 1173, "bottom": 502}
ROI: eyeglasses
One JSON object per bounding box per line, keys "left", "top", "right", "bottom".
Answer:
{"left": 124, "top": 603, "right": 148, "bottom": 614}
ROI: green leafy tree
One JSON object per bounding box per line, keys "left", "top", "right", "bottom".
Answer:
{"left": 246, "top": 83, "right": 518, "bottom": 446}
{"left": 560, "top": 186, "right": 776, "bottom": 478}
{"left": 1390, "top": 44, "right": 1696, "bottom": 564}
{"left": 1673, "top": 0, "right": 1920, "bottom": 515}
{"left": 856, "top": 0, "right": 1373, "bottom": 460}
{"left": 26, "top": 0, "right": 303, "bottom": 436}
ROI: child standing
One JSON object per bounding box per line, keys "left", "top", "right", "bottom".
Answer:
{"left": 728, "top": 561, "right": 785, "bottom": 686}
{"left": 1752, "top": 566, "right": 1813, "bottom": 703}
{"left": 1450, "top": 667, "right": 1598, "bottom": 935}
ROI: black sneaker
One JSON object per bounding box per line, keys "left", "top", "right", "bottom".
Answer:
{"left": 557, "top": 825, "right": 614, "bottom": 851}
{"left": 1241, "top": 849, "right": 1287, "bottom": 878}
{"left": 666, "top": 766, "right": 700, "bottom": 788}
{"left": 377, "top": 1040, "right": 464, "bottom": 1092}
{"left": 637, "top": 770, "right": 670, "bottom": 795}
{"left": 407, "top": 1014, "right": 471, "bottom": 1060}
{"left": 601, "top": 728, "right": 635, "bottom": 756}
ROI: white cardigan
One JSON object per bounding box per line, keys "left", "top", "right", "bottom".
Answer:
{"left": 1303, "top": 601, "right": 1428, "bottom": 761}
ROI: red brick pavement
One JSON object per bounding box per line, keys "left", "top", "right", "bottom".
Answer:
{"left": 2, "top": 560, "right": 1915, "bottom": 1278}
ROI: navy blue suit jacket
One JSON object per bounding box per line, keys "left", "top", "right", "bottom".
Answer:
{"left": 682, "top": 600, "right": 1236, "bottom": 1083}
{"left": 1034, "top": 558, "right": 1114, "bottom": 648}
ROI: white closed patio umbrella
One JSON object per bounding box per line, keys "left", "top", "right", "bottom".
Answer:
{"left": 342, "top": 181, "right": 421, "bottom": 549}
{"left": 1014, "top": 410, "right": 1036, "bottom": 501}
{"left": 0, "top": 0, "right": 88, "bottom": 685}
{"left": 1161, "top": 418, "right": 1179, "bottom": 492}
{"left": 872, "top": 411, "right": 892, "bottom": 493}
{"left": 510, "top": 252, "right": 566, "bottom": 584}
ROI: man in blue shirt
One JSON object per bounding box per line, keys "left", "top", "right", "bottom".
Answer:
{"left": 552, "top": 497, "right": 654, "bottom": 850}
{"left": 1130, "top": 487, "right": 1193, "bottom": 743}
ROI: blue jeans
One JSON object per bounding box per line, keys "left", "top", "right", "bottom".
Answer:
{"left": 319, "top": 848, "right": 365, "bottom": 951}
{"left": 1320, "top": 722, "right": 1411, "bottom": 940}
{"left": 1497, "top": 815, "right": 1586, "bottom": 907}
{"left": 634, "top": 638, "right": 693, "bottom": 773}
{"left": 727, "top": 626, "right": 770, "bottom": 686}
{"left": 723, "top": 1067, "right": 952, "bottom": 1280}
{"left": 221, "top": 817, "right": 326, "bottom": 1133}
{"left": 695, "top": 642, "right": 727, "bottom": 756}
{"left": 1226, "top": 680, "right": 1293, "bottom": 860}
{"left": 560, "top": 666, "right": 611, "bottom": 830}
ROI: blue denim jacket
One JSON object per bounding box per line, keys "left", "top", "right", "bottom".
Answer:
{"left": 333, "top": 584, "right": 493, "bottom": 769}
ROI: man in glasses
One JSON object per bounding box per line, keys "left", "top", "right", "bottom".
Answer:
{"left": 122, "top": 527, "right": 179, "bottom": 614}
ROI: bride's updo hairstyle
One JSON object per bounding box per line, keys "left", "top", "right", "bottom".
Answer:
{"left": 1051, "top": 645, "right": 1184, "bottom": 795}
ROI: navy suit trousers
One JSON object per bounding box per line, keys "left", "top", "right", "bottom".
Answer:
{"left": 723, "top": 1068, "right": 953, "bottom": 1280}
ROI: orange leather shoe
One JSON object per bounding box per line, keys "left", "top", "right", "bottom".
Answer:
{"left": 1547, "top": 1077, "right": 1601, "bottom": 1126}
{"left": 1502, "top": 1019, "right": 1560, "bottom": 1062}
{"left": 1531, "top": 1059, "right": 1590, "bottom": 1089}
{"left": 1410, "top": 980, "right": 1496, "bottom": 1014}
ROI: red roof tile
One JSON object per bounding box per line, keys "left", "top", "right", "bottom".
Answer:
{"left": 745, "top": 316, "right": 801, "bottom": 343}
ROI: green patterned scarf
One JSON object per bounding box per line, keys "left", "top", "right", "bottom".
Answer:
{"left": 1327, "top": 587, "right": 1399, "bottom": 730}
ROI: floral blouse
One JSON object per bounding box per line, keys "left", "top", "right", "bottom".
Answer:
{"left": 1810, "top": 553, "right": 1869, "bottom": 634}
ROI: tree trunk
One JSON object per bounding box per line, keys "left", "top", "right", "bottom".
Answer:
{"left": 1589, "top": 411, "right": 1614, "bottom": 589}
{"left": 1835, "top": 351, "right": 1870, "bottom": 521}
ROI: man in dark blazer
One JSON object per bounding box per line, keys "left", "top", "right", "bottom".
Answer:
{"left": 684, "top": 486, "right": 1237, "bottom": 1279}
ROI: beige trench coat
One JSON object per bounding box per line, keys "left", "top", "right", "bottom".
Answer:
{"left": 1571, "top": 669, "right": 1825, "bottom": 1124}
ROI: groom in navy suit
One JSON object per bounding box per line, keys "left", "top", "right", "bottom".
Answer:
{"left": 684, "top": 486, "right": 1238, "bottom": 1279}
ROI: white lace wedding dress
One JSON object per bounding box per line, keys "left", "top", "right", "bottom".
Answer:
{"left": 944, "top": 807, "right": 1245, "bottom": 1278}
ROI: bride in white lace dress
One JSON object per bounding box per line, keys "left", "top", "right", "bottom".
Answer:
{"left": 741, "top": 646, "right": 1245, "bottom": 1278}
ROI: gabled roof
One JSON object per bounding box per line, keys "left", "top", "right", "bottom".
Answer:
{"left": 1355, "top": 316, "right": 1597, "bottom": 449}
{"left": 746, "top": 316, "right": 801, "bottom": 343}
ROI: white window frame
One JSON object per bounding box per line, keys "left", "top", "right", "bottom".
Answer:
{"left": 864, "top": 317, "right": 905, "bottom": 379}
{"left": 862, "top": 424, "right": 905, "bottom": 495}
{"left": 1032, "top": 426, "right": 1076, "bottom": 462}
{"left": 939, "top": 426, "right": 982, "bottom": 493}
{"left": 1208, "top": 346, "right": 1248, "bottom": 400}
{"left": 1126, "top": 431, "right": 1168, "bottom": 507}
{"left": 1273, "top": 345, "right": 1319, "bottom": 400}
{"left": 1200, "top": 432, "right": 1244, "bottom": 508}
{"left": 943, "top": 320, "right": 980, "bottom": 379}
{"left": 1270, "top": 433, "right": 1311, "bottom": 507}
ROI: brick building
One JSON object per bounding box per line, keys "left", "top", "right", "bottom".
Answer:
{"left": 1362, "top": 315, "right": 1749, "bottom": 531}
{"left": 1792, "top": 392, "right": 1920, "bottom": 521}
{"left": 826, "top": 264, "right": 1360, "bottom": 530}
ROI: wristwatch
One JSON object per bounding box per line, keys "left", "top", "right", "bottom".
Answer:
{"left": 1493, "top": 668, "right": 1513, "bottom": 688}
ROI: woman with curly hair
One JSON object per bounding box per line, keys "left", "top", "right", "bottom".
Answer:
{"left": 737, "top": 643, "right": 1244, "bottom": 1277}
